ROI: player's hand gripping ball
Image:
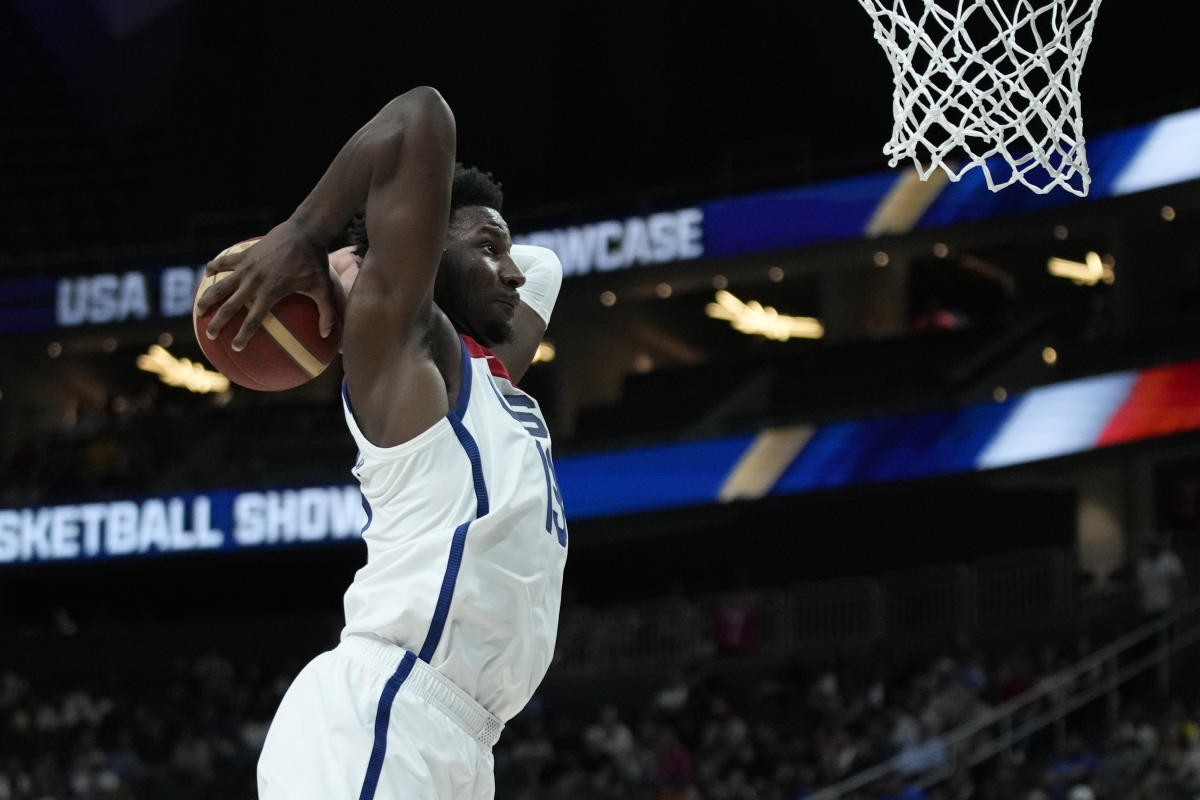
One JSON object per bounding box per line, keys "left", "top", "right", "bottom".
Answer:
{"left": 193, "top": 238, "right": 340, "bottom": 391}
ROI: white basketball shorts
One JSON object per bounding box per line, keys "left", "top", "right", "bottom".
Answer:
{"left": 257, "top": 635, "right": 503, "bottom": 800}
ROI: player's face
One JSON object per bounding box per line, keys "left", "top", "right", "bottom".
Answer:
{"left": 441, "top": 206, "right": 525, "bottom": 346}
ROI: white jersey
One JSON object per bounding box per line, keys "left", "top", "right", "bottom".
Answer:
{"left": 340, "top": 334, "right": 568, "bottom": 722}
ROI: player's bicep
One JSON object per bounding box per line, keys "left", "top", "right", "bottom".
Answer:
{"left": 342, "top": 92, "right": 454, "bottom": 377}
{"left": 489, "top": 303, "right": 547, "bottom": 386}
{"left": 359, "top": 89, "right": 456, "bottom": 324}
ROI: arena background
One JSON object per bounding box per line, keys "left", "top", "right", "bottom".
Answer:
{"left": 3, "top": 1, "right": 1200, "bottom": 798}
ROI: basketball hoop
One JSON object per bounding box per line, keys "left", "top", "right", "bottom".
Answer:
{"left": 858, "top": 0, "right": 1105, "bottom": 196}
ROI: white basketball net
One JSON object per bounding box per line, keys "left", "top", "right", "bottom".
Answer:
{"left": 858, "top": 0, "right": 1104, "bottom": 196}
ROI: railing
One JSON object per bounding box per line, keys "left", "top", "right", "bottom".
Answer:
{"left": 808, "top": 594, "right": 1200, "bottom": 799}
{"left": 552, "top": 547, "right": 1088, "bottom": 676}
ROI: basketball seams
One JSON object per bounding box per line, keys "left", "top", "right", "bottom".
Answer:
{"left": 261, "top": 311, "right": 329, "bottom": 378}
{"left": 213, "top": 335, "right": 274, "bottom": 392}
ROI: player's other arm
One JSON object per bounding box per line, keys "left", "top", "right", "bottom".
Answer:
{"left": 489, "top": 244, "right": 563, "bottom": 385}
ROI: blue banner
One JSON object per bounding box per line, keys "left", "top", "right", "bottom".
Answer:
{"left": 5, "top": 108, "right": 1200, "bottom": 335}
{"left": 0, "top": 264, "right": 206, "bottom": 333}
{"left": 0, "top": 485, "right": 365, "bottom": 565}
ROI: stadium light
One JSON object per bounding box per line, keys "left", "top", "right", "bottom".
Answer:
{"left": 705, "top": 290, "right": 824, "bottom": 341}
{"left": 136, "top": 345, "right": 230, "bottom": 393}
{"left": 532, "top": 341, "right": 556, "bottom": 364}
{"left": 1047, "top": 251, "right": 1113, "bottom": 286}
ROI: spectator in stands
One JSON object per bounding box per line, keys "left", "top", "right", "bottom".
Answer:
{"left": 924, "top": 656, "right": 988, "bottom": 732}
{"left": 711, "top": 574, "right": 764, "bottom": 657}
{"left": 889, "top": 691, "right": 923, "bottom": 753}
{"left": 582, "top": 704, "right": 640, "bottom": 783}
{"left": 1041, "top": 733, "right": 1098, "bottom": 800}
{"left": 1136, "top": 535, "right": 1187, "bottom": 624}
{"left": 654, "top": 725, "right": 696, "bottom": 795}
{"left": 653, "top": 666, "right": 693, "bottom": 717}
{"left": 892, "top": 717, "right": 948, "bottom": 777}
{"left": 875, "top": 773, "right": 930, "bottom": 800}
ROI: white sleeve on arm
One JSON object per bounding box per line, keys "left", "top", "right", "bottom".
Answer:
{"left": 511, "top": 244, "right": 563, "bottom": 326}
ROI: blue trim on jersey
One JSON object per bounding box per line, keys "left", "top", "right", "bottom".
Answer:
{"left": 536, "top": 441, "right": 554, "bottom": 533}
{"left": 419, "top": 520, "right": 470, "bottom": 662}
{"left": 415, "top": 341, "right": 491, "bottom": 663}
{"left": 360, "top": 492, "right": 373, "bottom": 534}
{"left": 454, "top": 337, "right": 472, "bottom": 416}
{"left": 447, "top": 409, "right": 490, "bottom": 519}
{"left": 341, "top": 379, "right": 375, "bottom": 535}
{"left": 358, "top": 650, "right": 417, "bottom": 800}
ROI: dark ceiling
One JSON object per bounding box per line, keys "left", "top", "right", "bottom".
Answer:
{"left": 1, "top": 0, "right": 1198, "bottom": 262}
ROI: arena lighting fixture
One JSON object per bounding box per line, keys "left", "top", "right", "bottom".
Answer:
{"left": 1046, "top": 251, "right": 1113, "bottom": 286}
{"left": 136, "top": 344, "right": 230, "bottom": 393}
{"left": 705, "top": 290, "right": 824, "bottom": 341}
{"left": 532, "top": 341, "right": 556, "bottom": 364}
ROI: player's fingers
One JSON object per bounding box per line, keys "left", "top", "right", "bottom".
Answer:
{"left": 205, "top": 247, "right": 246, "bottom": 276}
{"left": 194, "top": 271, "right": 239, "bottom": 316}
{"left": 231, "top": 295, "right": 274, "bottom": 351}
{"left": 299, "top": 283, "right": 338, "bottom": 338}
{"left": 314, "top": 292, "right": 338, "bottom": 339}
{"left": 204, "top": 282, "right": 252, "bottom": 340}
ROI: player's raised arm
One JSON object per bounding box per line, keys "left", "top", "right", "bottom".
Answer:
{"left": 196, "top": 86, "right": 455, "bottom": 352}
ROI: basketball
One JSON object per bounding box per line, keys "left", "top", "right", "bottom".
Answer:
{"left": 192, "top": 237, "right": 340, "bottom": 391}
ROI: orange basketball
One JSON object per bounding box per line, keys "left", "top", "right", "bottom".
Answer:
{"left": 192, "top": 238, "right": 340, "bottom": 391}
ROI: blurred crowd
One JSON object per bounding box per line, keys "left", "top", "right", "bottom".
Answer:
{"left": 0, "top": 385, "right": 349, "bottom": 506}
{"left": 0, "top": 386, "right": 182, "bottom": 506}
{"left": 0, "top": 652, "right": 277, "bottom": 799}
{"left": 495, "top": 638, "right": 1200, "bottom": 800}
{"left": 1, "top": 604, "right": 1198, "bottom": 800}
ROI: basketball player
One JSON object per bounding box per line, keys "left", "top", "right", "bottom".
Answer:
{"left": 195, "top": 86, "right": 567, "bottom": 799}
